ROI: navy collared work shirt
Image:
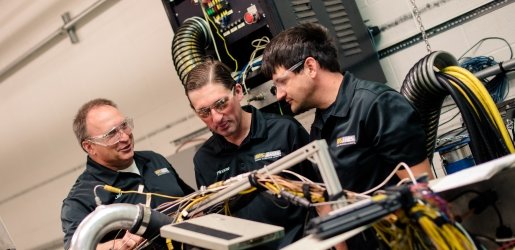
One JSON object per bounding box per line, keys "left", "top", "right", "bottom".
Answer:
{"left": 311, "top": 72, "right": 427, "bottom": 193}
{"left": 194, "top": 105, "right": 319, "bottom": 248}
{"left": 61, "top": 151, "right": 194, "bottom": 249}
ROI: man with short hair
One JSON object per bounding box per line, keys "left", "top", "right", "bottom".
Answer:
{"left": 185, "top": 59, "right": 319, "bottom": 248}
{"left": 61, "top": 98, "right": 194, "bottom": 249}
{"left": 261, "top": 23, "right": 432, "bottom": 249}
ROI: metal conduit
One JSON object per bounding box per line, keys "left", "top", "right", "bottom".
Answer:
{"left": 474, "top": 58, "right": 515, "bottom": 79}
{"left": 0, "top": 0, "right": 115, "bottom": 83}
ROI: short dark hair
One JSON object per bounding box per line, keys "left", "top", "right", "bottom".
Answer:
{"left": 184, "top": 58, "right": 236, "bottom": 96}
{"left": 261, "top": 23, "right": 340, "bottom": 78}
{"left": 73, "top": 98, "right": 117, "bottom": 146}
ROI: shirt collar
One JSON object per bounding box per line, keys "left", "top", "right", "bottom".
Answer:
{"left": 85, "top": 152, "right": 149, "bottom": 185}
{"left": 313, "top": 71, "right": 356, "bottom": 129}
{"left": 211, "top": 105, "right": 266, "bottom": 153}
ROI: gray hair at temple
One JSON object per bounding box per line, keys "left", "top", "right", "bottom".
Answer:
{"left": 73, "top": 98, "right": 117, "bottom": 147}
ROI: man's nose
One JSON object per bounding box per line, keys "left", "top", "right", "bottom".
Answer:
{"left": 210, "top": 108, "right": 224, "bottom": 122}
{"left": 275, "top": 86, "right": 286, "bottom": 101}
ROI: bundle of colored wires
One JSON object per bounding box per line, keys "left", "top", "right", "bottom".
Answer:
{"left": 372, "top": 183, "right": 476, "bottom": 250}
{"left": 437, "top": 66, "right": 514, "bottom": 163}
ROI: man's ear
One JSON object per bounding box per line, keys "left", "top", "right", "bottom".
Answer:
{"left": 234, "top": 83, "right": 244, "bottom": 96}
{"left": 304, "top": 57, "right": 318, "bottom": 77}
{"left": 82, "top": 140, "right": 94, "bottom": 155}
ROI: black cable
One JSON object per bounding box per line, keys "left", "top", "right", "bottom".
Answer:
{"left": 438, "top": 110, "right": 460, "bottom": 128}
{"left": 435, "top": 73, "right": 491, "bottom": 163}
{"left": 443, "top": 72, "right": 510, "bottom": 157}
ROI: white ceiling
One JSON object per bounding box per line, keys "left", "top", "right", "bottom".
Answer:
{"left": 0, "top": 0, "right": 206, "bottom": 248}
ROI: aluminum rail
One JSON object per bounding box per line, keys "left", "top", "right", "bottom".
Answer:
{"left": 0, "top": 0, "right": 114, "bottom": 83}
{"left": 189, "top": 140, "right": 345, "bottom": 216}
{"left": 474, "top": 58, "right": 515, "bottom": 79}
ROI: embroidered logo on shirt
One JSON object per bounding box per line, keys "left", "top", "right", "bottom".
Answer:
{"left": 254, "top": 150, "right": 282, "bottom": 162}
{"left": 216, "top": 167, "right": 230, "bottom": 176}
{"left": 154, "top": 168, "right": 170, "bottom": 176}
{"left": 336, "top": 135, "right": 356, "bottom": 147}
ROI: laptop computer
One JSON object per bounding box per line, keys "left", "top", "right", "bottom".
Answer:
{"left": 160, "top": 213, "right": 284, "bottom": 250}
{"left": 0, "top": 217, "right": 16, "bottom": 250}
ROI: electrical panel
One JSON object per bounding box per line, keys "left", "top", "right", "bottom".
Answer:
{"left": 161, "top": 0, "right": 386, "bottom": 113}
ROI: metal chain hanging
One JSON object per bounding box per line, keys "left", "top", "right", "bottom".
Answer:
{"left": 409, "top": 0, "right": 432, "bottom": 54}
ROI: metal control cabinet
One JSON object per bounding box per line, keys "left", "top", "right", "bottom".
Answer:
{"left": 162, "top": 0, "right": 386, "bottom": 112}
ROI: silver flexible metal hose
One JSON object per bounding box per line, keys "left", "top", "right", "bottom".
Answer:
{"left": 69, "top": 204, "right": 143, "bottom": 250}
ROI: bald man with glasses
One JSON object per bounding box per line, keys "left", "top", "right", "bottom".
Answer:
{"left": 184, "top": 59, "right": 320, "bottom": 249}
{"left": 61, "top": 98, "right": 194, "bottom": 250}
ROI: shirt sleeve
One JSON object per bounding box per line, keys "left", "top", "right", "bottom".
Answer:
{"left": 167, "top": 163, "right": 195, "bottom": 194}
{"left": 365, "top": 91, "right": 427, "bottom": 167}
{"left": 61, "top": 197, "right": 92, "bottom": 249}
{"left": 193, "top": 153, "right": 210, "bottom": 189}
{"left": 287, "top": 118, "right": 322, "bottom": 182}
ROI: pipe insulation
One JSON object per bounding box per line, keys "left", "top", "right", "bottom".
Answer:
{"left": 171, "top": 16, "right": 211, "bottom": 86}
{"left": 69, "top": 204, "right": 172, "bottom": 250}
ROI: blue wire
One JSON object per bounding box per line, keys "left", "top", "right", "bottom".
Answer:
{"left": 459, "top": 56, "right": 508, "bottom": 103}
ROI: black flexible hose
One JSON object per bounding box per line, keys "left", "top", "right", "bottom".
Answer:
{"left": 171, "top": 16, "right": 211, "bottom": 86}
{"left": 400, "top": 51, "right": 457, "bottom": 160}
{"left": 400, "top": 51, "right": 511, "bottom": 164}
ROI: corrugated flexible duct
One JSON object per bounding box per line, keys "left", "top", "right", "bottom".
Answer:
{"left": 400, "top": 51, "right": 458, "bottom": 160}
{"left": 171, "top": 16, "right": 211, "bottom": 86}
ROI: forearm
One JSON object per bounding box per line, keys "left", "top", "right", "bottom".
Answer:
{"left": 396, "top": 158, "right": 434, "bottom": 180}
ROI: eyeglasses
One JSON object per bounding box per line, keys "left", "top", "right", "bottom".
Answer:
{"left": 273, "top": 59, "right": 305, "bottom": 87}
{"left": 195, "top": 87, "right": 234, "bottom": 118}
{"left": 86, "top": 118, "right": 134, "bottom": 146}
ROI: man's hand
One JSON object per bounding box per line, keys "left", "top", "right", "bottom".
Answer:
{"left": 315, "top": 204, "right": 348, "bottom": 250}
{"left": 96, "top": 232, "right": 144, "bottom": 250}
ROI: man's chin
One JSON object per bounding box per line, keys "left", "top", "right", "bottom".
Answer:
{"left": 119, "top": 150, "right": 134, "bottom": 160}
{"left": 291, "top": 104, "right": 310, "bottom": 115}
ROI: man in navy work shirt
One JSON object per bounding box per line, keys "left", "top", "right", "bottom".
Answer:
{"left": 261, "top": 23, "right": 433, "bottom": 249}
{"left": 184, "top": 59, "right": 319, "bottom": 249}
{"left": 61, "top": 98, "right": 194, "bottom": 249}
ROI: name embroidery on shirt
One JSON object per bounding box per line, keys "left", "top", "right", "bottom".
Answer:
{"left": 154, "top": 168, "right": 170, "bottom": 176}
{"left": 254, "top": 150, "right": 282, "bottom": 162}
{"left": 216, "top": 167, "right": 230, "bottom": 176}
{"left": 336, "top": 135, "right": 356, "bottom": 147}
